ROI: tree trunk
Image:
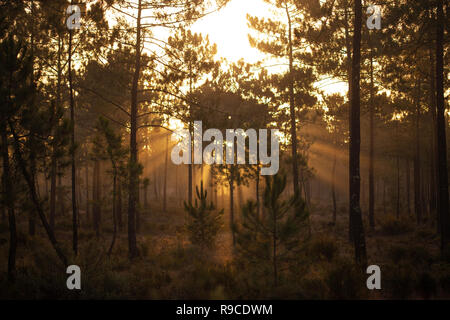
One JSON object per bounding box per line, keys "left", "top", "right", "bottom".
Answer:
{"left": 383, "top": 178, "right": 386, "bottom": 215}
{"left": 273, "top": 209, "right": 278, "bottom": 287}
{"left": 349, "top": 0, "right": 367, "bottom": 269}
{"left": 50, "top": 149, "right": 57, "bottom": 232}
{"left": 28, "top": 155, "right": 36, "bottom": 236}
{"left": 68, "top": 14, "right": 78, "bottom": 255}
{"left": 163, "top": 133, "right": 168, "bottom": 212}
{"left": 93, "top": 160, "right": 101, "bottom": 237}
{"left": 108, "top": 171, "right": 117, "bottom": 256}
{"left": 229, "top": 176, "right": 235, "bottom": 247}
{"left": 9, "top": 122, "right": 67, "bottom": 267}
{"left": 0, "top": 199, "right": 5, "bottom": 227}
{"left": 127, "top": 0, "right": 141, "bottom": 259}
{"left": 256, "top": 173, "right": 260, "bottom": 218}
{"left": 153, "top": 170, "right": 158, "bottom": 200}
{"left": 414, "top": 78, "right": 422, "bottom": 225}
{"left": 85, "top": 161, "right": 89, "bottom": 223}
{"left": 1, "top": 122, "right": 17, "bottom": 282}
{"left": 396, "top": 154, "right": 400, "bottom": 219}
{"left": 117, "top": 182, "right": 123, "bottom": 231}
{"left": 406, "top": 158, "right": 411, "bottom": 217}
{"left": 345, "top": 5, "right": 354, "bottom": 242}
{"left": 331, "top": 144, "right": 337, "bottom": 225}
{"left": 285, "top": 5, "right": 300, "bottom": 198}
{"left": 435, "top": 0, "right": 450, "bottom": 256}
{"left": 368, "top": 43, "right": 375, "bottom": 229}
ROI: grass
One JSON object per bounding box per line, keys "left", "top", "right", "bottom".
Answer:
{"left": 1, "top": 200, "right": 450, "bottom": 299}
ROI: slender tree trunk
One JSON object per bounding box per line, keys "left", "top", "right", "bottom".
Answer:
{"left": 273, "top": 211, "right": 278, "bottom": 287}
{"left": 53, "top": 34, "right": 63, "bottom": 228}
{"left": 414, "top": 78, "right": 422, "bottom": 225}
{"left": 29, "top": 154, "right": 36, "bottom": 236}
{"left": 117, "top": 182, "right": 123, "bottom": 231}
{"left": 163, "top": 133, "right": 168, "bottom": 212}
{"left": 136, "top": 151, "right": 140, "bottom": 234}
{"left": 229, "top": 176, "right": 235, "bottom": 247}
{"left": 349, "top": 0, "right": 367, "bottom": 269}
{"left": 85, "top": 161, "right": 89, "bottom": 223}
{"left": 406, "top": 159, "right": 411, "bottom": 217}
{"left": 93, "top": 160, "right": 101, "bottom": 237}
{"left": 127, "top": 0, "right": 141, "bottom": 259}
{"left": 396, "top": 154, "right": 400, "bottom": 219}
{"left": 28, "top": 25, "right": 36, "bottom": 237}
{"left": 368, "top": 43, "right": 375, "bottom": 229}
{"left": 1, "top": 122, "right": 17, "bottom": 282}
{"left": 345, "top": 5, "right": 354, "bottom": 242}
{"left": 285, "top": 5, "right": 300, "bottom": 198}
{"left": 108, "top": 170, "right": 117, "bottom": 256}
{"left": 9, "top": 122, "right": 67, "bottom": 267}
{"left": 331, "top": 143, "right": 337, "bottom": 225}
{"left": 68, "top": 14, "right": 78, "bottom": 255}
{"left": 50, "top": 148, "right": 57, "bottom": 232}
{"left": 383, "top": 178, "right": 387, "bottom": 215}
{"left": 213, "top": 168, "right": 218, "bottom": 206}
{"left": 256, "top": 173, "right": 260, "bottom": 218}
{"left": 153, "top": 170, "right": 158, "bottom": 200}
{"left": 435, "top": 0, "right": 450, "bottom": 256}
{"left": 0, "top": 197, "right": 5, "bottom": 227}
{"left": 58, "top": 174, "right": 64, "bottom": 218}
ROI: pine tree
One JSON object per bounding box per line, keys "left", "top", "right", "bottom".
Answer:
{"left": 184, "top": 181, "right": 223, "bottom": 249}
{"left": 235, "top": 172, "right": 309, "bottom": 287}
{"left": 94, "top": 117, "right": 128, "bottom": 256}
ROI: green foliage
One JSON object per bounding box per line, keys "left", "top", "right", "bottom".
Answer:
{"left": 184, "top": 181, "right": 223, "bottom": 248}
{"left": 235, "top": 172, "right": 309, "bottom": 286}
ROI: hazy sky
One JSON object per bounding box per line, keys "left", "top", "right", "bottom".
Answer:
{"left": 190, "top": 0, "right": 348, "bottom": 95}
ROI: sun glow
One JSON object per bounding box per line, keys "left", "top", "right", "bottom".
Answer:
{"left": 191, "top": 0, "right": 348, "bottom": 97}
{"left": 191, "top": 0, "right": 272, "bottom": 63}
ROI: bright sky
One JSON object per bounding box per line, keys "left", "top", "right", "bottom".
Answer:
{"left": 191, "top": 0, "right": 272, "bottom": 63}
{"left": 190, "top": 0, "right": 348, "bottom": 96}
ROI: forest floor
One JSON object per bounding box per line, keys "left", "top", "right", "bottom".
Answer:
{"left": 1, "top": 198, "right": 450, "bottom": 299}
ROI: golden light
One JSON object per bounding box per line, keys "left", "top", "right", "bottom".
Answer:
{"left": 191, "top": 0, "right": 349, "bottom": 96}
{"left": 191, "top": 0, "right": 272, "bottom": 63}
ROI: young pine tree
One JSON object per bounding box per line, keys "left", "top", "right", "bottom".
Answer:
{"left": 235, "top": 173, "right": 309, "bottom": 287}
{"left": 184, "top": 181, "right": 223, "bottom": 249}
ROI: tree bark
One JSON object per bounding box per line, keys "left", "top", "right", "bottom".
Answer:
{"left": 229, "top": 175, "right": 235, "bottom": 247}
{"left": 256, "top": 173, "right": 260, "bottom": 218}
{"left": 414, "top": 78, "right": 422, "bottom": 225}
{"left": 163, "top": 133, "right": 168, "bottom": 212}
{"left": 406, "top": 158, "right": 411, "bottom": 217}
{"left": 117, "top": 182, "right": 123, "bottom": 231}
{"left": 331, "top": 143, "right": 337, "bottom": 225}
{"left": 108, "top": 170, "right": 117, "bottom": 256}
{"left": 85, "top": 161, "right": 89, "bottom": 223}
{"left": 368, "top": 43, "right": 375, "bottom": 229}
{"left": 286, "top": 5, "right": 300, "bottom": 198}
{"left": 93, "top": 160, "right": 101, "bottom": 237}
{"left": 127, "top": 0, "right": 142, "bottom": 259}
{"left": 68, "top": 13, "right": 78, "bottom": 255}
{"left": 1, "top": 122, "right": 17, "bottom": 282}
{"left": 435, "top": 0, "right": 449, "bottom": 256}
{"left": 349, "top": 0, "right": 367, "bottom": 269}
